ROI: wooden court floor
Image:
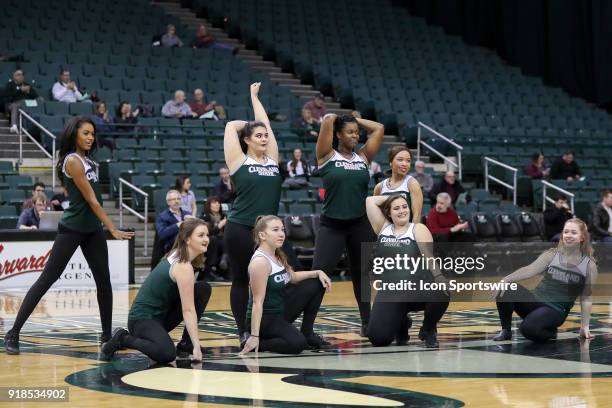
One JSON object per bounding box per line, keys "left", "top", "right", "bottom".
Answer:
{"left": 2, "top": 281, "right": 612, "bottom": 407}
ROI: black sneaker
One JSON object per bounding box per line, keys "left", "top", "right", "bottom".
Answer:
{"left": 176, "top": 339, "right": 205, "bottom": 357}
{"left": 4, "top": 329, "right": 20, "bottom": 355}
{"left": 239, "top": 331, "right": 250, "bottom": 350}
{"left": 396, "top": 315, "right": 413, "bottom": 346}
{"left": 100, "top": 327, "right": 128, "bottom": 361}
{"left": 360, "top": 323, "right": 368, "bottom": 338}
{"left": 418, "top": 327, "right": 439, "bottom": 348}
{"left": 493, "top": 329, "right": 512, "bottom": 341}
{"left": 305, "top": 333, "right": 332, "bottom": 350}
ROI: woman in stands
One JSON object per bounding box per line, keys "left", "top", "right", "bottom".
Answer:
{"left": 4, "top": 116, "right": 134, "bottom": 355}
{"left": 366, "top": 194, "right": 449, "bottom": 348}
{"left": 373, "top": 145, "right": 423, "bottom": 223}
{"left": 239, "top": 215, "right": 332, "bottom": 355}
{"left": 199, "top": 196, "right": 228, "bottom": 280}
{"left": 224, "top": 82, "right": 287, "bottom": 347}
{"left": 100, "top": 219, "right": 212, "bottom": 362}
{"left": 493, "top": 218, "right": 597, "bottom": 343}
{"left": 175, "top": 175, "right": 197, "bottom": 216}
{"left": 313, "top": 112, "right": 385, "bottom": 335}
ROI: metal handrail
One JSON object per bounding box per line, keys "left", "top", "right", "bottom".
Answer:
{"left": 118, "top": 177, "right": 149, "bottom": 256}
{"left": 18, "top": 109, "right": 57, "bottom": 189}
{"left": 542, "top": 180, "right": 575, "bottom": 213}
{"left": 483, "top": 157, "right": 518, "bottom": 205}
{"left": 416, "top": 121, "right": 463, "bottom": 180}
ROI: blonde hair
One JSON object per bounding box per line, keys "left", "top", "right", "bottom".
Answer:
{"left": 556, "top": 218, "right": 594, "bottom": 258}
{"left": 166, "top": 218, "right": 208, "bottom": 269}
{"left": 253, "top": 215, "right": 292, "bottom": 272}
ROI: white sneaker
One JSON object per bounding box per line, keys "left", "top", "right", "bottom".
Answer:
{"left": 9, "top": 125, "right": 18, "bottom": 133}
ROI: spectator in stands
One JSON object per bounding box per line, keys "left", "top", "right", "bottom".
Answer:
{"left": 52, "top": 70, "right": 87, "bottom": 103}
{"left": 17, "top": 192, "right": 47, "bottom": 230}
{"left": 295, "top": 107, "right": 320, "bottom": 139}
{"left": 410, "top": 160, "right": 434, "bottom": 194}
{"left": 91, "top": 102, "right": 117, "bottom": 151}
{"left": 543, "top": 194, "right": 573, "bottom": 242}
{"left": 525, "top": 152, "right": 550, "bottom": 179}
{"left": 114, "top": 101, "right": 139, "bottom": 133}
{"left": 4, "top": 70, "right": 40, "bottom": 133}
{"left": 160, "top": 24, "right": 183, "bottom": 48}
{"left": 369, "top": 160, "right": 384, "bottom": 184}
{"left": 191, "top": 24, "right": 238, "bottom": 55}
{"left": 50, "top": 186, "right": 69, "bottom": 211}
{"left": 214, "top": 166, "right": 234, "bottom": 203}
{"left": 426, "top": 192, "right": 472, "bottom": 242}
{"left": 155, "top": 190, "right": 194, "bottom": 254}
{"left": 175, "top": 176, "right": 197, "bottom": 216}
{"left": 189, "top": 88, "right": 227, "bottom": 120}
{"left": 200, "top": 196, "right": 229, "bottom": 280}
{"left": 22, "top": 182, "right": 52, "bottom": 211}
{"left": 591, "top": 189, "right": 612, "bottom": 242}
{"left": 428, "top": 170, "right": 469, "bottom": 206}
{"left": 550, "top": 150, "right": 581, "bottom": 181}
{"left": 283, "top": 148, "right": 310, "bottom": 188}
{"left": 302, "top": 93, "right": 327, "bottom": 122}
{"left": 162, "top": 90, "right": 197, "bottom": 119}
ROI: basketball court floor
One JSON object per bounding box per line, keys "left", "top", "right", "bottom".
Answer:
{"left": 2, "top": 282, "right": 612, "bottom": 407}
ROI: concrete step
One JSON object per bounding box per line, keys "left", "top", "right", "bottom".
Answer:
{"left": 0, "top": 151, "right": 47, "bottom": 159}
{"left": 271, "top": 77, "right": 302, "bottom": 86}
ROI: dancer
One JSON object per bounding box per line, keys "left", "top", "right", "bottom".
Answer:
{"left": 100, "top": 218, "right": 211, "bottom": 362}
{"left": 365, "top": 194, "right": 449, "bottom": 347}
{"left": 240, "top": 215, "right": 332, "bottom": 355}
{"left": 493, "top": 218, "right": 597, "bottom": 342}
{"left": 223, "top": 83, "right": 284, "bottom": 346}
{"left": 313, "top": 113, "right": 385, "bottom": 335}
{"left": 4, "top": 116, "right": 134, "bottom": 355}
{"left": 373, "top": 145, "right": 423, "bottom": 223}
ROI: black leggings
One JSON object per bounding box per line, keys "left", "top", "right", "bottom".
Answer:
{"left": 367, "top": 291, "right": 449, "bottom": 347}
{"left": 225, "top": 220, "right": 301, "bottom": 334}
{"left": 11, "top": 225, "right": 112, "bottom": 339}
{"left": 496, "top": 284, "right": 566, "bottom": 342}
{"left": 122, "top": 281, "right": 211, "bottom": 363}
{"left": 249, "top": 279, "right": 325, "bottom": 354}
{"left": 312, "top": 215, "right": 374, "bottom": 326}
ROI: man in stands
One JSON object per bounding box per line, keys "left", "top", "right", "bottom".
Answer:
{"left": 543, "top": 194, "right": 573, "bottom": 242}
{"left": 161, "top": 24, "right": 183, "bottom": 48}
{"left": 550, "top": 150, "right": 581, "bottom": 181}
{"left": 426, "top": 192, "right": 472, "bottom": 242}
{"left": 4, "top": 70, "right": 39, "bottom": 133}
{"left": 410, "top": 160, "right": 434, "bottom": 195}
{"left": 52, "top": 70, "right": 86, "bottom": 103}
{"left": 155, "top": 190, "right": 194, "bottom": 254}
{"left": 214, "top": 166, "right": 234, "bottom": 204}
{"left": 22, "top": 182, "right": 52, "bottom": 211}
{"left": 428, "top": 170, "right": 469, "bottom": 206}
{"left": 189, "top": 88, "right": 227, "bottom": 120}
{"left": 302, "top": 93, "right": 327, "bottom": 122}
{"left": 191, "top": 24, "right": 238, "bottom": 54}
{"left": 592, "top": 189, "right": 612, "bottom": 242}
{"left": 161, "top": 90, "right": 197, "bottom": 119}
{"left": 17, "top": 192, "right": 47, "bottom": 230}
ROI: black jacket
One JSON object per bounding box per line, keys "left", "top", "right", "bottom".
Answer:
{"left": 592, "top": 204, "right": 611, "bottom": 240}
{"left": 214, "top": 179, "right": 234, "bottom": 204}
{"left": 543, "top": 206, "right": 573, "bottom": 240}
{"left": 550, "top": 158, "right": 581, "bottom": 180}
{"left": 428, "top": 179, "right": 469, "bottom": 206}
{"left": 4, "top": 80, "right": 38, "bottom": 104}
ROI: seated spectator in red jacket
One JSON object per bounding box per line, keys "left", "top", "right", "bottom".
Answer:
{"left": 525, "top": 152, "right": 550, "bottom": 179}
{"left": 426, "top": 193, "right": 472, "bottom": 242}
{"left": 189, "top": 88, "right": 227, "bottom": 120}
{"left": 22, "top": 182, "right": 53, "bottom": 211}
{"left": 191, "top": 24, "right": 238, "bottom": 54}
{"left": 302, "top": 93, "right": 327, "bottom": 122}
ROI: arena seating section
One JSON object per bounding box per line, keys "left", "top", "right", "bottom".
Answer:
{"left": 1, "top": 0, "right": 610, "bottom": 244}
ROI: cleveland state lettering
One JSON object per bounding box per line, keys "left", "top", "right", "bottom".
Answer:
{"left": 547, "top": 266, "right": 582, "bottom": 284}
{"left": 273, "top": 271, "right": 291, "bottom": 284}
{"left": 86, "top": 169, "right": 98, "bottom": 182}
{"left": 248, "top": 165, "right": 279, "bottom": 176}
{"left": 334, "top": 160, "right": 367, "bottom": 171}
{"left": 379, "top": 236, "right": 411, "bottom": 243}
